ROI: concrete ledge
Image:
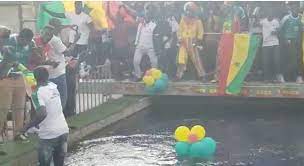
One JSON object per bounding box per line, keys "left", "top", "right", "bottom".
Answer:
{"left": 0, "top": 97, "right": 151, "bottom": 166}
{"left": 107, "top": 81, "right": 304, "bottom": 99}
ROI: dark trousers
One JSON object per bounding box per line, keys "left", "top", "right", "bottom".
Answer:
{"left": 281, "top": 39, "right": 303, "bottom": 81}
{"left": 159, "top": 46, "right": 178, "bottom": 78}
{"left": 38, "top": 133, "right": 68, "bottom": 166}
{"left": 250, "top": 34, "right": 263, "bottom": 81}
{"left": 65, "top": 66, "right": 77, "bottom": 117}
{"left": 262, "top": 45, "right": 281, "bottom": 81}
{"left": 65, "top": 45, "right": 87, "bottom": 117}
{"left": 111, "top": 46, "right": 131, "bottom": 80}
{"left": 96, "top": 42, "right": 112, "bottom": 65}
{"left": 71, "top": 45, "right": 87, "bottom": 58}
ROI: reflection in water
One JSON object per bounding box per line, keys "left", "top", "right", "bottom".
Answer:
{"left": 66, "top": 98, "right": 304, "bottom": 166}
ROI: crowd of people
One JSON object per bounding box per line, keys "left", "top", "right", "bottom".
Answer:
{"left": 1, "top": 1, "right": 304, "bottom": 165}
{"left": 39, "top": 1, "right": 304, "bottom": 84}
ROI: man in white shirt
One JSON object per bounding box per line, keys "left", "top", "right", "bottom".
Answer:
{"left": 18, "top": 67, "right": 69, "bottom": 166}
{"left": 65, "top": 1, "right": 94, "bottom": 57}
{"left": 132, "top": 4, "right": 158, "bottom": 81}
{"left": 44, "top": 2, "right": 96, "bottom": 116}
{"left": 49, "top": 18, "right": 79, "bottom": 117}
{"left": 40, "top": 25, "right": 80, "bottom": 114}
{"left": 260, "top": 11, "right": 284, "bottom": 83}
{"left": 43, "top": 1, "right": 95, "bottom": 58}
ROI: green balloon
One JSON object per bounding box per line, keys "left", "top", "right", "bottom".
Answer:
{"left": 175, "top": 142, "right": 190, "bottom": 157}
{"left": 189, "top": 142, "right": 205, "bottom": 158}
{"left": 161, "top": 73, "right": 169, "bottom": 82}
{"left": 200, "top": 137, "right": 217, "bottom": 158}
{"left": 154, "top": 79, "right": 167, "bottom": 92}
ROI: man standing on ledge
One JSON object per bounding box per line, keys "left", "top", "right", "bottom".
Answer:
{"left": 176, "top": 2, "right": 206, "bottom": 81}
{"left": 132, "top": 3, "right": 158, "bottom": 82}
{"left": 17, "top": 67, "right": 69, "bottom": 166}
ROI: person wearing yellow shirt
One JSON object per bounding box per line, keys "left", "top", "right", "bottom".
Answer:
{"left": 176, "top": 2, "right": 206, "bottom": 81}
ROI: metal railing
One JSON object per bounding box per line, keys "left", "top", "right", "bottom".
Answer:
{"left": 76, "top": 63, "right": 113, "bottom": 114}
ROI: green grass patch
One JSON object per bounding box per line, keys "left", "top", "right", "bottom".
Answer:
{"left": 67, "top": 96, "right": 141, "bottom": 128}
{"left": 0, "top": 137, "right": 38, "bottom": 165}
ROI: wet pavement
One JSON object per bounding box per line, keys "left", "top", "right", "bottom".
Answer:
{"left": 66, "top": 97, "right": 304, "bottom": 166}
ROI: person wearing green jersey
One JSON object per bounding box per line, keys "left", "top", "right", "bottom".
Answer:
{"left": 221, "top": 2, "right": 247, "bottom": 33}
{"left": 6, "top": 28, "right": 35, "bottom": 68}
{"left": 280, "top": 2, "right": 303, "bottom": 83}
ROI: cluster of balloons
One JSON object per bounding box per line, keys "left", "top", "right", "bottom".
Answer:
{"left": 142, "top": 68, "right": 169, "bottom": 94}
{"left": 16, "top": 64, "right": 37, "bottom": 91}
{"left": 174, "top": 125, "right": 217, "bottom": 159}
{"left": 24, "top": 72, "right": 37, "bottom": 91}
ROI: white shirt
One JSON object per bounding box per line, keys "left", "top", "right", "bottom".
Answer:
{"left": 168, "top": 16, "right": 179, "bottom": 33}
{"left": 249, "top": 18, "right": 262, "bottom": 34}
{"left": 66, "top": 12, "right": 92, "bottom": 45}
{"left": 135, "top": 21, "right": 157, "bottom": 49}
{"left": 60, "top": 28, "right": 72, "bottom": 46}
{"left": 164, "top": 16, "right": 179, "bottom": 49}
{"left": 46, "top": 36, "right": 67, "bottom": 79}
{"left": 260, "top": 18, "right": 280, "bottom": 47}
{"left": 32, "top": 82, "right": 69, "bottom": 139}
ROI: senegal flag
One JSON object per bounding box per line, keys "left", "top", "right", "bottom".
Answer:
{"left": 218, "top": 33, "right": 261, "bottom": 95}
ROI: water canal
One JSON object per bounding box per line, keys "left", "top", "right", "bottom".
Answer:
{"left": 66, "top": 97, "right": 304, "bottom": 166}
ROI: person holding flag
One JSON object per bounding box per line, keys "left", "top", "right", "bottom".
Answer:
{"left": 42, "top": 1, "right": 95, "bottom": 58}
{"left": 107, "top": 2, "right": 136, "bottom": 80}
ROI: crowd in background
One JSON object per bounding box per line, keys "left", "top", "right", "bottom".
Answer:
{"left": 54, "top": 1, "right": 304, "bottom": 83}
{"left": 1, "top": 1, "right": 304, "bottom": 144}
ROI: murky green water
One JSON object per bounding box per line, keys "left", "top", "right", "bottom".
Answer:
{"left": 66, "top": 97, "right": 304, "bottom": 166}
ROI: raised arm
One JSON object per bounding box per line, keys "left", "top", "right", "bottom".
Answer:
{"left": 106, "top": 2, "right": 118, "bottom": 26}
{"left": 121, "top": 2, "right": 138, "bottom": 18}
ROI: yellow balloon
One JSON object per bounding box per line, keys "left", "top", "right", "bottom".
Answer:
{"left": 25, "top": 76, "right": 36, "bottom": 86}
{"left": 143, "top": 75, "right": 155, "bottom": 86}
{"left": 174, "top": 126, "right": 191, "bottom": 142}
{"left": 151, "top": 69, "right": 162, "bottom": 80}
{"left": 190, "top": 125, "right": 206, "bottom": 140}
{"left": 149, "top": 68, "right": 157, "bottom": 73}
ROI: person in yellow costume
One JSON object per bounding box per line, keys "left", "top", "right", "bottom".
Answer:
{"left": 176, "top": 2, "right": 206, "bottom": 81}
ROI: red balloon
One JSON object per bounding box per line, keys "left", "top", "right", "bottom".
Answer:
{"left": 145, "top": 70, "right": 152, "bottom": 76}
{"left": 188, "top": 133, "right": 199, "bottom": 143}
